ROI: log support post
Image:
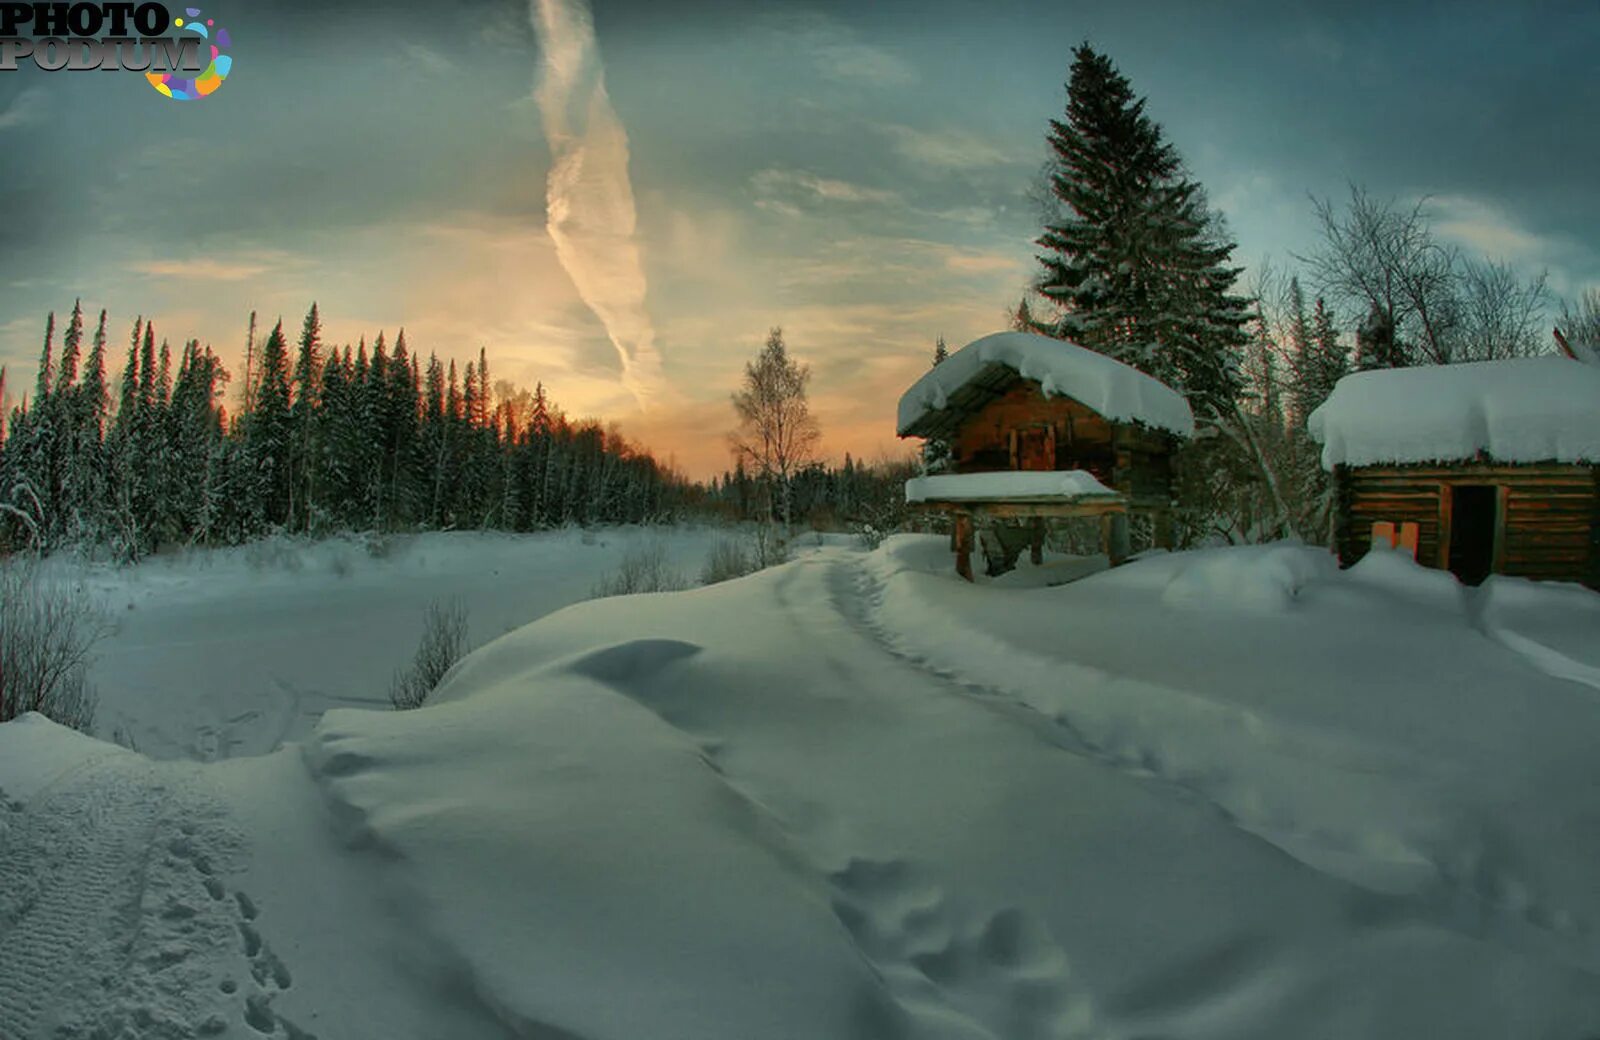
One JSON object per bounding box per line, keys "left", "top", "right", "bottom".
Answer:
{"left": 954, "top": 512, "right": 974, "bottom": 582}
{"left": 1101, "top": 512, "right": 1130, "bottom": 565}
{"left": 1030, "top": 517, "right": 1046, "bottom": 566}
{"left": 1154, "top": 509, "right": 1174, "bottom": 550}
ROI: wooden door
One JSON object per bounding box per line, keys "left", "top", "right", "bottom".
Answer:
{"left": 1014, "top": 425, "right": 1055, "bottom": 471}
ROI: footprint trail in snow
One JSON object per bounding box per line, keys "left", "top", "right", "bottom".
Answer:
{"left": 0, "top": 751, "right": 309, "bottom": 1039}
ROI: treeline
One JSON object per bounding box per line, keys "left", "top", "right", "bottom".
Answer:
{"left": 0, "top": 302, "right": 689, "bottom": 558}
{"left": 706, "top": 452, "right": 919, "bottom": 532}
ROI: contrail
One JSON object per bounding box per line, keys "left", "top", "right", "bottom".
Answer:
{"left": 530, "top": 0, "right": 662, "bottom": 407}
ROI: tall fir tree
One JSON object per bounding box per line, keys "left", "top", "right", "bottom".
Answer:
{"left": 290, "top": 303, "right": 322, "bottom": 529}
{"left": 116, "top": 318, "right": 142, "bottom": 436}
{"left": 1306, "top": 297, "right": 1347, "bottom": 413}
{"left": 248, "top": 320, "right": 293, "bottom": 525}
{"left": 35, "top": 311, "right": 55, "bottom": 404}
{"left": 55, "top": 301, "right": 83, "bottom": 400}
{"left": 1032, "top": 43, "right": 1248, "bottom": 418}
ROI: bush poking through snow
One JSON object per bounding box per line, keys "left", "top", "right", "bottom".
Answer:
{"left": 700, "top": 536, "right": 756, "bottom": 585}
{"left": 700, "top": 527, "right": 791, "bottom": 585}
{"left": 591, "top": 541, "right": 688, "bottom": 598}
{"left": 750, "top": 524, "right": 790, "bottom": 569}
{"left": 390, "top": 598, "right": 469, "bottom": 710}
{"left": 0, "top": 557, "right": 105, "bottom": 732}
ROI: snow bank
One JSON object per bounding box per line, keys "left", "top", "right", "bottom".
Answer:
{"left": 1088, "top": 542, "right": 1340, "bottom": 612}
{"left": 0, "top": 713, "right": 122, "bottom": 805}
{"left": 869, "top": 536, "right": 1600, "bottom": 961}
{"left": 904, "top": 469, "right": 1117, "bottom": 503}
{"left": 299, "top": 559, "right": 1600, "bottom": 1037}
{"left": 1307, "top": 355, "right": 1600, "bottom": 468}
{"left": 59, "top": 527, "right": 727, "bottom": 761}
{"left": 8, "top": 534, "right": 1600, "bottom": 1038}
{"left": 897, "top": 331, "right": 1195, "bottom": 437}
{"left": 1479, "top": 574, "right": 1600, "bottom": 689}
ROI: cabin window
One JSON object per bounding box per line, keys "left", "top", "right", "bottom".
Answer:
{"left": 1447, "top": 484, "right": 1499, "bottom": 585}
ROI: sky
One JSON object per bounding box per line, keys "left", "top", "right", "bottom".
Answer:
{"left": 0, "top": 0, "right": 1595, "bottom": 479}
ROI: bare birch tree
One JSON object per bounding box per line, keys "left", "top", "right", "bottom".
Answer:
{"left": 1300, "top": 185, "right": 1547, "bottom": 366}
{"left": 729, "top": 328, "right": 820, "bottom": 529}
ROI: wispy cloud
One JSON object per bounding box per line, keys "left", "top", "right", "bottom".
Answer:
{"left": 772, "top": 11, "right": 916, "bottom": 88}
{"left": 531, "top": 0, "right": 663, "bottom": 407}
{"left": 943, "top": 250, "right": 1024, "bottom": 275}
{"left": 1430, "top": 195, "right": 1545, "bottom": 261}
{"left": 0, "top": 87, "right": 44, "bottom": 132}
{"left": 132, "top": 259, "right": 274, "bottom": 282}
{"left": 750, "top": 168, "right": 899, "bottom": 213}
{"left": 400, "top": 42, "right": 456, "bottom": 76}
{"left": 884, "top": 125, "right": 1012, "bottom": 170}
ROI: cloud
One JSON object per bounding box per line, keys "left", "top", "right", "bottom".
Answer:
{"left": 884, "top": 125, "right": 1012, "bottom": 170}
{"left": 0, "top": 87, "right": 44, "bottom": 132}
{"left": 943, "top": 251, "right": 1025, "bottom": 275}
{"left": 750, "top": 168, "right": 899, "bottom": 212}
{"left": 530, "top": 0, "right": 663, "bottom": 408}
{"left": 399, "top": 42, "right": 456, "bottom": 76}
{"left": 1430, "top": 195, "right": 1546, "bottom": 261}
{"left": 132, "top": 259, "right": 275, "bottom": 281}
{"left": 771, "top": 11, "right": 916, "bottom": 88}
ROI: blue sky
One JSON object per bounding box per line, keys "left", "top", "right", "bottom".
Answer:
{"left": 0, "top": 0, "right": 1594, "bottom": 476}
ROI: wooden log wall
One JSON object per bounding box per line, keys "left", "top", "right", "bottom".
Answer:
{"left": 949, "top": 379, "right": 1177, "bottom": 504}
{"left": 1334, "top": 462, "right": 1599, "bottom": 588}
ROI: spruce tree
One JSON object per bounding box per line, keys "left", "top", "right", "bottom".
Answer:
{"left": 248, "top": 320, "right": 293, "bottom": 526}
{"left": 139, "top": 321, "right": 157, "bottom": 413}
{"left": 290, "top": 303, "right": 322, "bottom": 530}
{"left": 1032, "top": 43, "right": 1249, "bottom": 418}
{"left": 1307, "top": 297, "right": 1347, "bottom": 412}
{"left": 35, "top": 312, "right": 55, "bottom": 404}
{"left": 921, "top": 337, "right": 953, "bottom": 475}
{"left": 55, "top": 301, "right": 82, "bottom": 400}
{"left": 1285, "top": 278, "right": 1315, "bottom": 425}
{"left": 82, "top": 311, "right": 109, "bottom": 442}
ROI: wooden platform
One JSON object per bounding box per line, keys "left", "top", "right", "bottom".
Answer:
{"left": 914, "top": 495, "right": 1147, "bottom": 581}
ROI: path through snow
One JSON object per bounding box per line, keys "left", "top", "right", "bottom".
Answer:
{"left": 0, "top": 723, "right": 310, "bottom": 1038}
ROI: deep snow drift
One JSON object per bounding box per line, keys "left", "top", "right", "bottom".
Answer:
{"left": 50, "top": 527, "right": 728, "bottom": 760}
{"left": 4, "top": 533, "right": 1600, "bottom": 1038}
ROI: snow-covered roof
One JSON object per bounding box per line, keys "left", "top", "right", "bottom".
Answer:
{"left": 1306, "top": 355, "right": 1600, "bottom": 469}
{"left": 905, "top": 470, "right": 1119, "bottom": 503}
{"left": 897, "top": 332, "right": 1195, "bottom": 440}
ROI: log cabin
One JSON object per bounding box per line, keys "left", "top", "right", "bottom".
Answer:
{"left": 897, "top": 332, "right": 1193, "bottom": 579}
{"left": 1307, "top": 355, "right": 1600, "bottom": 589}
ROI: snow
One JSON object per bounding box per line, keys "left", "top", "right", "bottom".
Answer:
{"left": 905, "top": 469, "right": 1118, "bottom": 502}
{"left": 41, "top": 526, "right": 729, "bottom": 760}
{"left": 897, "top": 331, "right": 1196, "bottom": 438}
{"left": 1307, "top": 355, "right": 1600, "bottom": 468}
{"left": 4, "top": 531, "right": 1600, "bottom": 1037}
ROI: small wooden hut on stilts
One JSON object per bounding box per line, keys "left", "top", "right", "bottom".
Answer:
{"left": 896, "top": 332, "right": 1193, "bottom": 580}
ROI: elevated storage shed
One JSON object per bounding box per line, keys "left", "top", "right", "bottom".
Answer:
{"left": 898, "top": 332, "right": 1194, "bottom": 579}
{"left": 1307, "top": 356, "right": 1600, "bottom": 588}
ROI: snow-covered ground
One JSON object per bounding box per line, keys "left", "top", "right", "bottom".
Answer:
{"left": 52, "top": 527, "right": 733, "bottom": 760}
{"left": 3, "top": 531, "right": 1600, "bottom": 1038}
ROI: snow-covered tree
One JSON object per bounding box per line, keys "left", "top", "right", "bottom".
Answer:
{"left": 1032, "top": 43, "right": 1249, "bottom": 419}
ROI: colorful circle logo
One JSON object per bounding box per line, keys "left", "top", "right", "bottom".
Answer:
{"left": 147, "top": 8, "right": 231, "bottom": 100}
